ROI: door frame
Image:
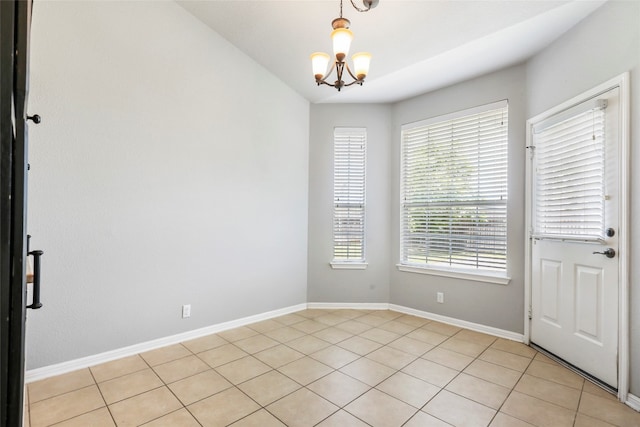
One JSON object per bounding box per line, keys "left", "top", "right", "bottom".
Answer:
{"left": 524, "top": 72, "right": 630, "bottom": 402}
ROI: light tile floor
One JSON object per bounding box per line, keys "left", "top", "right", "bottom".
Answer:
{"left": 26, "top": 309, "right": 640, "bottom": 427}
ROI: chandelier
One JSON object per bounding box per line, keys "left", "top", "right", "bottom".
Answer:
{"left": 310, "top": 0, "right": 378, "bottom": 91}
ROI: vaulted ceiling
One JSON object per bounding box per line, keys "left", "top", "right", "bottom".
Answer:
{"left": 177, "top": 0, "right": 606, "bottom": 104}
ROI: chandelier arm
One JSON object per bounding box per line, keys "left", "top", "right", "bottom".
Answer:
{"left": 343, "top": 61, "right": 361, "bottom": 82}
{"left": 349, "top": 0, "right": 371, "bottom": 13}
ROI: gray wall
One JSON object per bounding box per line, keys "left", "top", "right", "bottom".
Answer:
{"left": 307, "top": 104, "right": 392, "bottom": 303}
{"left": 388, "top": 65, "right": 527, "bottom": 333}
{"left": 525, "top": 0, "right": 640, "bottom": 396}
{"left": 26, "top": 1, "right": 310, "bottom": 369}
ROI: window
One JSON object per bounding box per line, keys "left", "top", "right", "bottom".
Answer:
{"left": 332, "top": 127, "right": 366, "bottom": 267}
{"left": 532, "top": 99, "right": 606, "bottom": 240}
{"left": 400, "top": 101, "right": 508, "bottom": 277}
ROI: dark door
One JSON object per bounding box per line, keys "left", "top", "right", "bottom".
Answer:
{"left": 1, "top": 1, "right": 33, "bottom": 425}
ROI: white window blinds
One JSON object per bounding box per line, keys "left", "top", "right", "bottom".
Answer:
{"left": 533, "top": 100, "right": 606, "bottom": 240}
{"left": 333, "top": 128, "right": 366, "bottom": 262}
{"left": 401, "top": 101, "right": 508, "bottom": 272}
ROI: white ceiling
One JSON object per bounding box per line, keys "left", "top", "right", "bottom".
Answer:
{"left": 177, "top": 0, "right": 606, "bottom": 104}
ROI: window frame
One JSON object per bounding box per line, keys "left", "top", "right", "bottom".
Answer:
{"left": 331, "top": 127, "right": 367, "bottom": 269}
{"left": 397, "top": 100, "right": 510, "bottom": 284}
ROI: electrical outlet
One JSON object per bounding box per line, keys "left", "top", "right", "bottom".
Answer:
{"left": 182, "top": 304, "right": 191, "bottom": 318}
{"left": 437, "top": 292, "right": 444, "bottom": 304}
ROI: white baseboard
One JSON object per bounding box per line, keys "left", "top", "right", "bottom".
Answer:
{"left": 388, "top": 304, "right": 525, "bottom": 342}
{"left": 626, "top": 393, "right": 640, "bottom": 412}
{"left": 307, "top": 302, "right": 390, "bottom": 310}
{"left": 25, "top": 303, "right": 306, "bottom": 383}
{"left": 26, "top": 301, "right": 526, "bottom": 383}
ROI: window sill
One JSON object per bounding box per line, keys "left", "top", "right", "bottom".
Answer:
{"left": 330, "top": 262, "right": 368, "bottom": 270}
{"left": 396, "top": 264, "right": 510, "bottom": 285}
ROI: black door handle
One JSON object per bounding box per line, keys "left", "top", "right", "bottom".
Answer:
{"left": 592, "top": 248, "right": 616, "bottom": 258}
{"left": 27, "top": 249, "right": 43, "bottom": 309}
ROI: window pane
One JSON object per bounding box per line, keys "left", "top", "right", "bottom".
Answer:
{"left": 401, "top": 102, "right": 508, "bottom": 272}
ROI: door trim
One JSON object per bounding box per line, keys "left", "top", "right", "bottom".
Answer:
{"left": 524, "top": 72, "right": 630, "bottom": 402}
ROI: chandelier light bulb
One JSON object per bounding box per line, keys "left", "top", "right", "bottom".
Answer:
{"left": 331, "top": 28, "right": 353, "bottom": 62}
{"left": 352, "top": 52, "right": 371, "bottom": 80}
{"left": 310, "top": 52, "right": 331, "bottom": 79}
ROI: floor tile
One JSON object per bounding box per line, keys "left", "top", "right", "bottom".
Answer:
{"left": 366, "top": 345, "right": 417, "bottom": 370}
{"left": 388, "top": 335, "right": 434, "bottom": 356}
{"left": 395, "top": 314, "right": 430, "bottom": 328}
{"left": 217, "top": 326, "right": 260, "bottom": 342}
{"left": 247, "top": 319, "right": 283, "bottom": 334}
{"left": 168, "top": 369, "right": 232, "bottom": 405}
{"left": 188, "top": 386, "right": 261, "bottom": 426}
{"left": 532, "top": 352, "right": 558, "bottom": 365}
{"left": 278, "top": 356, "right": 333, "bottom": 385}
{"left": 370, "top": 310, "right": 402, "bottom": 320}
{"left": 310, "top": 345, "right": 361, "bottom": 369}
{"left": 525, "top": 360, "right": 584, "bottom": 390}
{"left": 440, "top": 337, "right": 488, "bottom": 357}
{"left": 335, "top": 320, "right": 373, "bottom": 335}
{"left": 98, "top": 368, "right": 163, "bottom": 404}
{"left": 376, "top": 371, "right": 440, "bottom": 408}
{"left": 514, "top": 373, "right": 581, "bottom": 410}
{"left": 181, "top": 334, "right": 227, "bottom": 354}
{"left": 52, "top": 407, "right": 115, "bottom": 427}
{"left": 90, "top": 355, "right": 148, "bottom": 383}
{"left": 141, "top": 408, "right": 201, "bottom": 426}
{"left": 272, "top": 313, "right": 306, "bottom": 326}
{"left": 313, "top": 326, "right": 353, "bottom": 344}
{"left": 582, "top": 380, "right": 617, "bottom": 401}
{"left": 215, "top": 355, "right": 272, "bottom": 384}
{"left": 404, "top": 411, "right": 454, "bottom": 427}
{"left": 228, "top": 409, "right": 286, "bottom": 426}
{"left": 264, "top": 326, "right": 307, "bottom": 343}
{"left": 197, "top": 343, "right": 248, "bottom": 368}
{"left": 359, "top": 327, "right": 400, "bottom": 345}
{"left": 286, "top": 335, "right": 331, "bottom": 354}
{"left": 291, "top": 319, "right": 329, "bottom": 334}
{"left": 152, "top": 354, "right": 210, "bottom": 384}
{"left": 573, "top": 413, "right": 617, "bottom": 427}
{"left": 489, "top": 412, "right": 536, "bottom": 427}
{"left": 316, "top": 313, "right": 350, "bottom": 326}
{"left": 454, "top": 329, "right": 497, "bottom": 346}
{"left": 355, "top": 314, "right": 389, "bottom": 327}
{"left": 238, "top": 370, "right": 301, "bottom": 406}
{"left": 345, "top": 388, "right": 417, "bottom": 427}
{"left": 234, "top": 334, "right": 280, "bottom": 354}
{"left": 445, "top": 372, "right": 510, "bottom": 409}
{"left": 140, "top": 344, "right": 191, "bottom": 367}
{"left": 424, "top": 389, "right": 496, "bottom": 427}
{"left": 402, "top": 358, "right": 459, "bottom": 387}
{"left": 266, "top": 388, "right": 338, "bottom": 427}
{"left": 479, "top": 348, "right": 532, "bottom": 372}
{"left": 297, "top": 309, "right": 327, "bottom": 319}
{"left": 340, "top": 357, "right": 396, "bottom": 387}
{"left": 463, "top": 359, "right": 522, "bottom": 389}
{"left": 28, "top": 368, "right": 95, "bottom": 403}
{"left": 422, "top": 321, "right": 462, "bottom": 336}
{"left": 307, "top": 371, "right": 370, "bottom": 407}
{"left": 254, "top": 344, "right": 305, "bottom": 368}
{"left": 423, "top": 347, "right": 474, "bottom": 371}
{"left": 109, "top": 387, "right": 182, "bottom": 427}
{"left": 578, "top": 389, "right": 640, "bottom": 426}
{"left": 501, "top": 390, "right": 576, "bottom": 427}
{"left": 378, "top": 319, "right": 418, "bottom": 335}
{"left": 406, "top": 328, "right": 449, "bottom": 346}
{"left": 490, "top": 339, "right": 537, "bottom": 358}
{"left": 337, "top": 336, "right": 382, "bottom": 356}
{"left": 30, "top": 385, "right": 105, "bottom": 427}
{"left": 315, "top": 409, "right": 370, "bottom": 426}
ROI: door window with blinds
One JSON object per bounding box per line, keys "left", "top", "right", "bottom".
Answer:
{"left": 332, "top": 128, "right": 366, "bottom": 267}
{"left": 400, "top": 101, "right": 508, "bottom": 274}
{"left": 532, "top": 98, "right": 607, "bottom": 241}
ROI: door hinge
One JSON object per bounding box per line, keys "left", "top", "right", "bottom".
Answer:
{"left": 526, "top": 145, "right": 536, "bottom": 158}
{"left": 528, "top": 307, "right": 532, "bottom": 320}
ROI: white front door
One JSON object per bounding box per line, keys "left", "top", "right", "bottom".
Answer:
{"left": 529, "top": 86, "right": 621, "bottom": 388}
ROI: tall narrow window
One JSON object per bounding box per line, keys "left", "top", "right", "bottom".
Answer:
{"left": 400, "top": 101, "right": 508, "bottom": 274}
{"left": 332, "top": 127, "right": 366, "bottom": 267}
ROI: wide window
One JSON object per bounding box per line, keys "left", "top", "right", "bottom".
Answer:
{"left": 400, "top": 101, "right": 508, "bottom": 276}
{"left": 332, "top": 128, "right": 366, "bottom": 267}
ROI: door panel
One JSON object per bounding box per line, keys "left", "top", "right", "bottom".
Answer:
{"left": 530, "top": 86, "right": 620, "bottom": 389}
